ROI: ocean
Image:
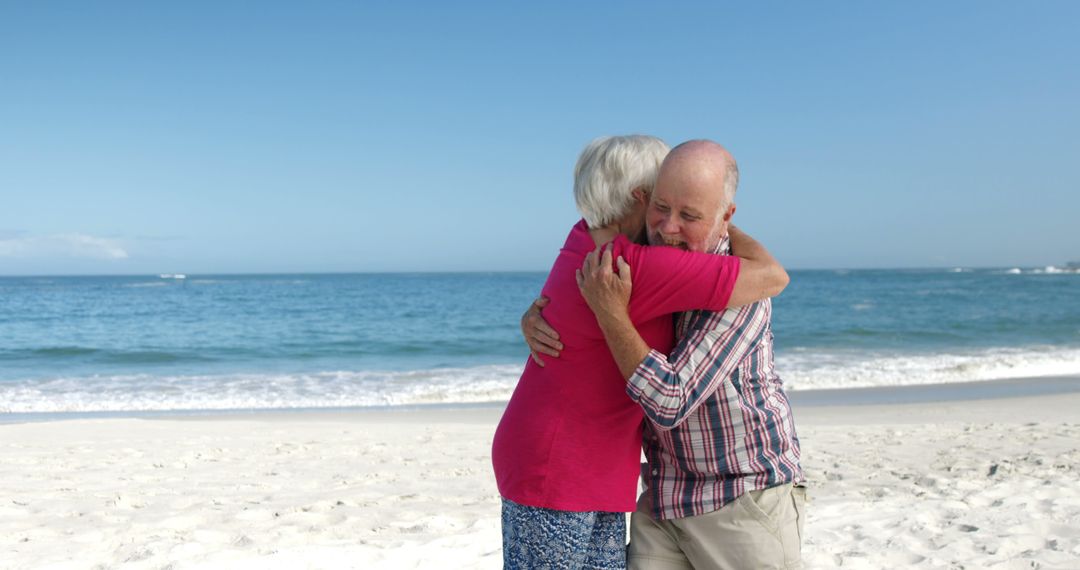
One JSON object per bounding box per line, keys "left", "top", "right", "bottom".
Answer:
{"left": 1, "top": 268, "right": 1078, "bottom": 418}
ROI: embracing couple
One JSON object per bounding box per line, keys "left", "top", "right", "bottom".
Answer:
{"left": 491, "top": 136, "right": 806, "bottom": 570}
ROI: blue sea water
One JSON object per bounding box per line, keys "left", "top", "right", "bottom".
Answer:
{"left": 1, "top": 268, "right": 1078, "bottom": 416}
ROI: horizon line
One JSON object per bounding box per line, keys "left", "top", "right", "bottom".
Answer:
{"left": 0, "top": 265, "right": 1071, "bottom": 279}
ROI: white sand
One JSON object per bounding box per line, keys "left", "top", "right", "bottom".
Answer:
{"left": 3, "top": 392, "right": 1080, "bottom": 569}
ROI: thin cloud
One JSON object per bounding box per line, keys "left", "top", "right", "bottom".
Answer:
{"left": 0, "top": 233, "right": 129, "bottom": 260}
{"left": 0, "top": 229, "right": 27, "bottom": 240}
{"left": 133, "top": 234, "right": 186, "bottom": 242}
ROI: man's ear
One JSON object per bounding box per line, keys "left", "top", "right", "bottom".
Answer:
{"left": 722, "top": 204, "right": 736, "bottom": 222}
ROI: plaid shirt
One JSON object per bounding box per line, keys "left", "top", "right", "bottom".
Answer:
{"left": 626, "top": 238, "right": 804, "bottom": 521}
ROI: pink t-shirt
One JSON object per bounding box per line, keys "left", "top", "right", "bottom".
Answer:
{"left": 491, "top": 220, "right": 740, "bottom": 512}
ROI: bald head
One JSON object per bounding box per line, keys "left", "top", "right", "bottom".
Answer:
{"left": 662, "top": 140, "right": 739, "bottom": 212}
{"left": 646, "top": 139, "right": 740, "bottom": 252}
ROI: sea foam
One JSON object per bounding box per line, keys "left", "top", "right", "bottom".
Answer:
{"left": 3, "top": 347, "right": 1080, "bottom": 415}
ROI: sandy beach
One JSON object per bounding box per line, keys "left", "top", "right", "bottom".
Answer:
{"left": 3, "top": 378, "right": 1080, "bottom": 569}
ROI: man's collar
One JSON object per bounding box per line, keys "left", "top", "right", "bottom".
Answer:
{"left": 711, "top": 235, "right": 731, "bottom": 256}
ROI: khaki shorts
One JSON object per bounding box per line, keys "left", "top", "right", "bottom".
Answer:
{"left": 628, "top": 483, "right": 807, "bottom": 570}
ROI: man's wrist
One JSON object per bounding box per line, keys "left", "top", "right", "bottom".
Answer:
{"left": 594, "top": 307, "right": 649, "bottom": 380}
{"left": 594, "top": 306, "right": 631, "bottom": 333}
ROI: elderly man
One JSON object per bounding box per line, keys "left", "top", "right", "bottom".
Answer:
{"left": 526, "top": 140, "right": 805, "bottom": 569}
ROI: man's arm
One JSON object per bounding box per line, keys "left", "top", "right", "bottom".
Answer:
{"left": 574, "top": 247, "right": 648, "bottom": 380}
{"left": 521, "top": 297, "right": 563, "bottom": 366}
{"left": 627, "top": 302, "right": 769, "bottom": 430}
{"left": 575, "top": 245, "right": 652, "bottom": 378}
{"left": 577, "top": 244, "right": 771, "bottom": 430}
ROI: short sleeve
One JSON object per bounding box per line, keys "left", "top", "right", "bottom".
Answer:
{"left": 616, "top": 239, "right": 740, "bottom": 323}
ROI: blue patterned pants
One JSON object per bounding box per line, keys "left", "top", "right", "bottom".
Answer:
{"left": 501, "top": 498, "right": 627, "bottom": 569}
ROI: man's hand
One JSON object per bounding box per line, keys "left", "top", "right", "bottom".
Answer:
{"left": 576, "top": 243, "right": 649, "bottom": 380}
{"left": 576, "top": 244, "right": 633, "bottom": 322}
{"left": 521, "top": 296, "right": 563, "bottom": 366}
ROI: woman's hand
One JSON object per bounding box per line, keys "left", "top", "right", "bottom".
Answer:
{"left": 576, "top": 243, "right": 633, "bottom": 322}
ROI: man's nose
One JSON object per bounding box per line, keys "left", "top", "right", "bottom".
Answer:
{"left": 660, "top": 214, "right": 680, "bottom": 235}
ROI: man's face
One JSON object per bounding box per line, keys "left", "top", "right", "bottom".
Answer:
{"left": 646, "top": 166, "right": 733, "bottom": 252}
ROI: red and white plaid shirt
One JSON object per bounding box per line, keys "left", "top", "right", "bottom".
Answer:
{"left": 627, "top": 238, "right": 804, "bottom": 520}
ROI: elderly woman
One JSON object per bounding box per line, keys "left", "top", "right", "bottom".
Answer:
{"left": 491, "top": 135, "right": 785, "bottom": 568}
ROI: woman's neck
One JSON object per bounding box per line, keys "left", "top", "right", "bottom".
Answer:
{"left": 588, "top": 225, "right": 618, "bottom": 246}
{"left": 588, "top": 221, "right": 638, "bottom": 247}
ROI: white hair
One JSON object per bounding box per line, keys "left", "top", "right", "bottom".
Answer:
{"left": 722, "top": 158, "right": 739, "bottom": 212}
{"left": 573, "top": 135, "right": 669, "bottom": 228}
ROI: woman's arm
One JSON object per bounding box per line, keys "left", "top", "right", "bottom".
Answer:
{"left": 725, "top": 225, "right": 789, "bottom": 307}
{"left": 623, "top": 226, "right": 787, "bottom": 322}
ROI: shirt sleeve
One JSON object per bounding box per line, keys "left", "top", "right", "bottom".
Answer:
{"left": 626, "top": 300, "right": 771, "bottom": 430}
{"left": 621, "top": 241, "right": 740, "bottom": 324}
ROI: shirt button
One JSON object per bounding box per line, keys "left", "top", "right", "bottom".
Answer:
{"left": 652, "top": 469, "right": 659, "bottom": 476}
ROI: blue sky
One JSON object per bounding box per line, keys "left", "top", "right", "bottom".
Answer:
{"left": 1, "top": 2, "right": 1077, "bottom": 275}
